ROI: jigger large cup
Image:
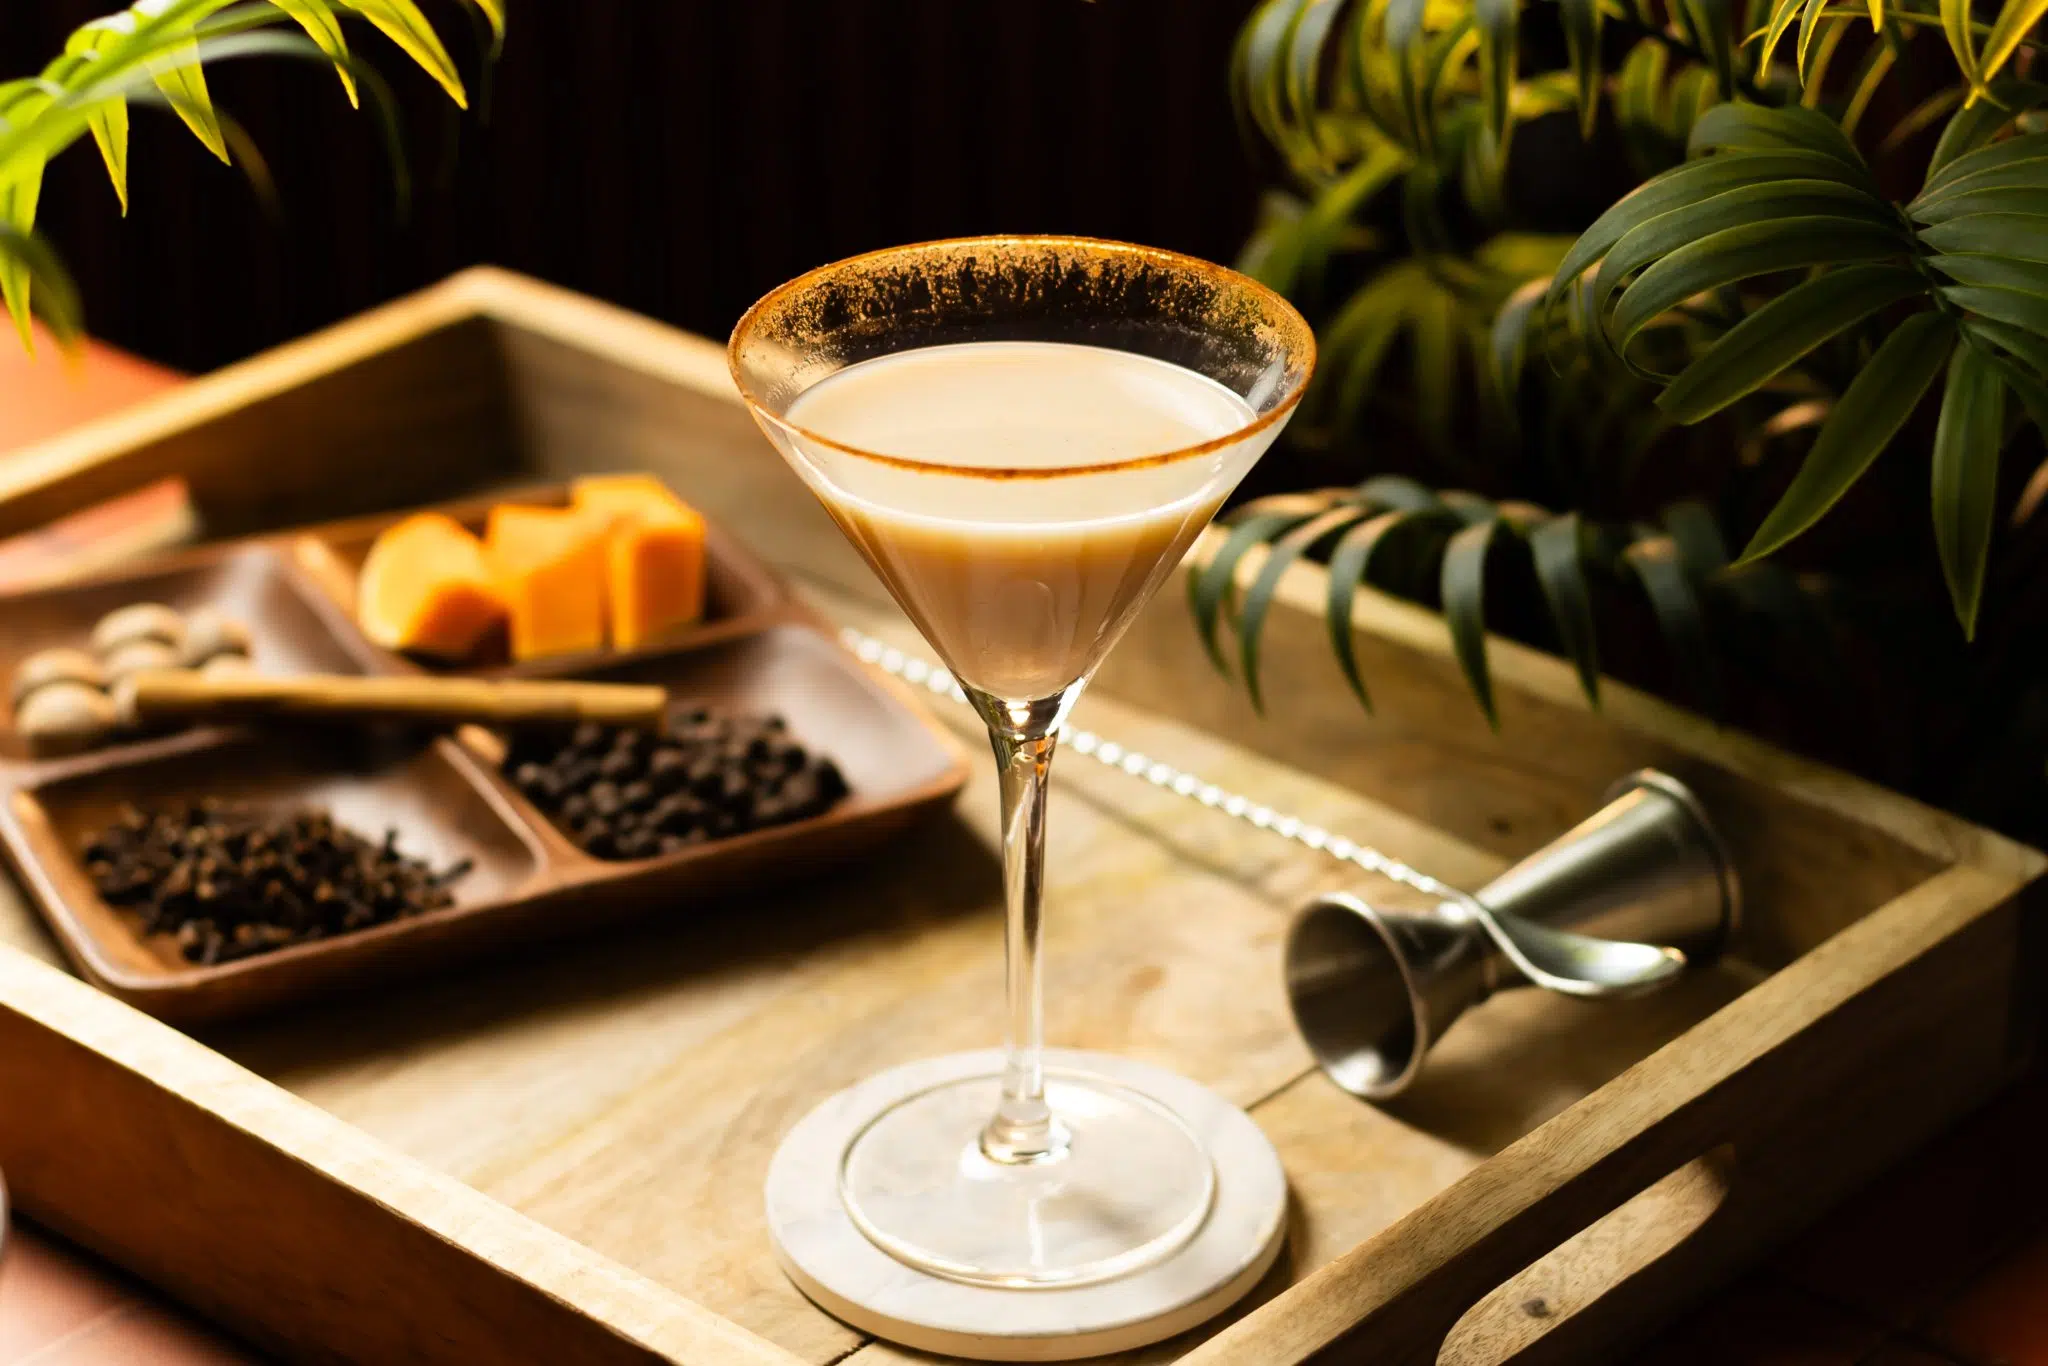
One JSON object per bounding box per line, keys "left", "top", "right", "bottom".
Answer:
{"left": 1284, "top": 770, "right": 1739, "bottom": 1100}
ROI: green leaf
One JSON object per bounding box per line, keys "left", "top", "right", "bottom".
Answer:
{"left": 1474, "top": 0, "right": 1517, "bottom": 145}
{"left": 1285, "top": 0, "right": 1345, "bottom": 167}
{"left": 88, "top": 97, "right": 128, "bottom": 213}
{"left": 1984, "top": 339, "right": 2048, "bottom": 431}
{"left": 1879, "top": 85, "right": 1970, "bottom": 160}
{"left": 152, "top": 36, "right": 230, "bottom": 163}
{"left": 1658, "top": 264, "right": 1929, "bottom": 421}
{"left": 1591, "top": 180, "right": 1892, "bottom": 324}
{"left": 1413, "top": 282, "right": 1456, "bottom": 454}
{"left": 338, "top": 0, "right": 467, "bottom": 108}
{"left": 1324, "top": 506, "right": 1455, "bottom": 709}
{"left": 1690, "top": 0, "right": 1737, "bottom": 98}
{"left": 1919, "top": 131, "right": 2048, "bottom": 203}
{"left": 65, "top": 22, "right": 131, "bottom": 211}
{"left": 1239, "top": 505, "right": 1373, "bottom": 711}
{"left": 1663, "top": 500, "right": 1731, "bottom": 579}
{"left": 1548, "top": 150, "right": 1868, "bottom": 307}
{"left": 1608, "top": 216, "right": 1910, "bottom": 359}
{"left": 1355, "top": 473, "right": 1446, "bottom": 510}
{"left": 466, "top": 0, "right": 506, "bottom": 50}
{"left": 1980, "top": 0, "right": 2048, "bottom": 89}
{"left": 1561, "top": 0, "right": 1603, "bottom": 137}
{"left": 1316, "top": 265, "right": 1417, "bottom": 436}
{"left": 1756, "top": 0, "right": 1808, "bottom": 78}
{"left": 1920, "top": 213, "right": 2048, "bottom": 262}
{"left": 1687, "top": 102, "right": 1871, "bottom": 177}
{"left": 1527, "top": 513, "right": 1601, "bottom": 706}
{"left": 1916, "top": 167, "right": 2048, "bottom": 225}
{"left": 1942, "top": 0, "right": 1982, "bottom": 89}
{"left": 1414, "top": 20, "right": 1480, "bottom": 155}
{"left": 1258, "top": 143, "right": 1407, "bottom": 296}
{"left": 1942, "top": 284, "right": 2048, "bottom": 336}
{"left": 0, "top": 150, "right": 45, "bottom": 352}
{"left": 1384, "top": 0, "right": 1426, "bottom": 145}
{"left": 1931, "top": 341, "right": 2005, "bottom": 635}
{"left": 0, "top": 224, "right": 82, "bottom": 349}
{"left": 1795, "top": 0, "right": 1832, "bottom": 87}
{"left": 271, "top": 0, "right": 358, "bottom": 106}
{"left": 1616, "top": 37, "right": 1669, "bottom": 172}
{"left": 1667, "top": 66, "right": 1721, "bottom": 147}
{"left": 1232, "top": 0, "right": 1294, "bottom": 156}
{"left": 1928, "top": 253, "right": 2048, "bottom": 295}
{"left": 1491, "top": 276, "right": 1549, "bottom": 399}
{"left": 1188, "top": 502, "right": 1330, "bottom": 671}
{"left": 1930, "top": 80, "right": 2048, "bottom": 175}
{"left": 1622, "top": 536, "right": 1726, "bottom": 717}
{"left": 1740, "top": 311, "right": 1957, "bottom": 560}
{"left": 1801, "top": 16, "right": 1855, "bottom": 103}
{"left": 1440, "top": 489, "right": 1501, "bottom": 525}
{"left": 1441, "top": 518, "right": 1504, "bottom": 726}
{"left": 1842, "top": 40, "right": 1897, "bottom": 139}
{"left": 1967, "top": 316, "right": 2048, "bottom": 374}
{"left": 1911, "top": 185, "right": 2048, "bottom": 223}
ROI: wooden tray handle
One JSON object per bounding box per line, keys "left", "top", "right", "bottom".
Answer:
{"left": 1184, "top": 866, "right": 2030, "bottom": 1366}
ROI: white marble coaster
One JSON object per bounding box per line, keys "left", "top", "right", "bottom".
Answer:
{"left": 765, "top": 1048, "right": 1288, "bottom": 1361}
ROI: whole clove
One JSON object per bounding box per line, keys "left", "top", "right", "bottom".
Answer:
{"left": 503, "top": 704, "right": 848, "bottom": 860}
{"left": 83, "top": 800, "right": 474, "bottom": 965}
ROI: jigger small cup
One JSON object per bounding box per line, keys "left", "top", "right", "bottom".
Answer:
{"left": 1283, "top": 770, "right": 1740, "bottom": 1100}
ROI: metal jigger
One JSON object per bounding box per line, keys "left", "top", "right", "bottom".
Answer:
{"left": 1284, "top": 770, "right": 1740, "bottom": 1100}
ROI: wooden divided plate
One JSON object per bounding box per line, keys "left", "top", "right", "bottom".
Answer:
{"left": 0, "top": 490, "right": 969, "bottom": 1024}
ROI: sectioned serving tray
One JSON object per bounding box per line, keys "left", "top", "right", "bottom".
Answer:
{"left": 0, "top": 271, "right": 2040, "bottom": 1366}
{"left": 0, "top": 490, "right": 968, "bottom": 1024}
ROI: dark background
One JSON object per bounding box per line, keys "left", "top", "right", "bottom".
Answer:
{"left": 0, "top": 1, "right": 1263, "bottom": 374}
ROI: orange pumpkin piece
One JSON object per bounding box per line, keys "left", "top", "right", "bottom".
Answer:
{"left": 356, "top": 513, "right": 507, "bottom": 661}
{"left": 571, "top": 474, "right": 708, "bottom": 651}
{"left": 484, "top": 504, "right": 609, "bottom": 661}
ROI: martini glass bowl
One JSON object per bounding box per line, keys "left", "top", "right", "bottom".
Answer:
{"left": 732, "top": 236, "right": 1313, "bottom": 1294}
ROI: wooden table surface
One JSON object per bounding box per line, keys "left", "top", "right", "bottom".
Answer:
{"left": 0, "top": 332, "right": 2042, "bottom": 1366}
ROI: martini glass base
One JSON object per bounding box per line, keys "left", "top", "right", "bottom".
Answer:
{"left": 840, "top": 1070, "right": 1217, "bottom": 1288}
{"left": 767, "top": 1049, "right": 1288, "bottom": 1361}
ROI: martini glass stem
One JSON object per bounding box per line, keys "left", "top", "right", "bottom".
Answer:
{"left": 981, "top": 722, "right": 1069, "bottom": 1164}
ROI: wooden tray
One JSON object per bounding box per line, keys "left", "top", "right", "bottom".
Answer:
{"left": 0, "top": 269, "right": 2039, "bottom": 1366}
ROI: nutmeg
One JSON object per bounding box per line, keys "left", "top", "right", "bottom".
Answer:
{"left": 179, "top": 608, "right": 253, "bottom": 668}
{"left": 16, "top": 680, "right": 119, "bottom": 757}
{"left": 11, "top": 648, "right": 105, "bottom": 710}
{"left": 90, "top": 603, "right": 185, "bottom": 657}
{"left": 101, "top": 639, "right": 184, "bottom": 684}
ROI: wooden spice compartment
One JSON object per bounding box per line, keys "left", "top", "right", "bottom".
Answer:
{"left": 0, "top": 271, "right": 2037, "bottom": 1366}
{"left": 2, "top": 729, "right": 542, "bottom": 1021}
{"left": 293, "top": 482, "right": 789, "bottom": 678}
{"left": 0, "top": 543, "right": 380, "bottom": 766}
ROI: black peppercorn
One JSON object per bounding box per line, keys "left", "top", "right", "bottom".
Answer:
{"left": 503, "top": 702, "right": 848, "bottom": 860}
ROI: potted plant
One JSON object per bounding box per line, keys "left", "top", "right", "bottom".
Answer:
{"left": 1206, "top": 0, "right": 2048, "bottom": 840}
{"left": 0, "top": 0, "right": 500, "bottom": 351}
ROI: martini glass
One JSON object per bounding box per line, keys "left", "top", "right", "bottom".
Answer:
{"left": 732, "top": 237, "right": 1313, "bottom": 1293}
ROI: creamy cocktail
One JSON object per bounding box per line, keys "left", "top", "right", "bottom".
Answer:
{"left": 784, "top": 340, "right": 1256, "bottom": 700}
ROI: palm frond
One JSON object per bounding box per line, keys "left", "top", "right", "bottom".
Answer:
{"left": 1526, "top": 96, "right": 2048, "bottom": 637}
{"left": 0, "top": 0, "right": 497, "bottom": 349}
{"left": 1191, "top": 480, "right": 1795, "bottom": 724}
